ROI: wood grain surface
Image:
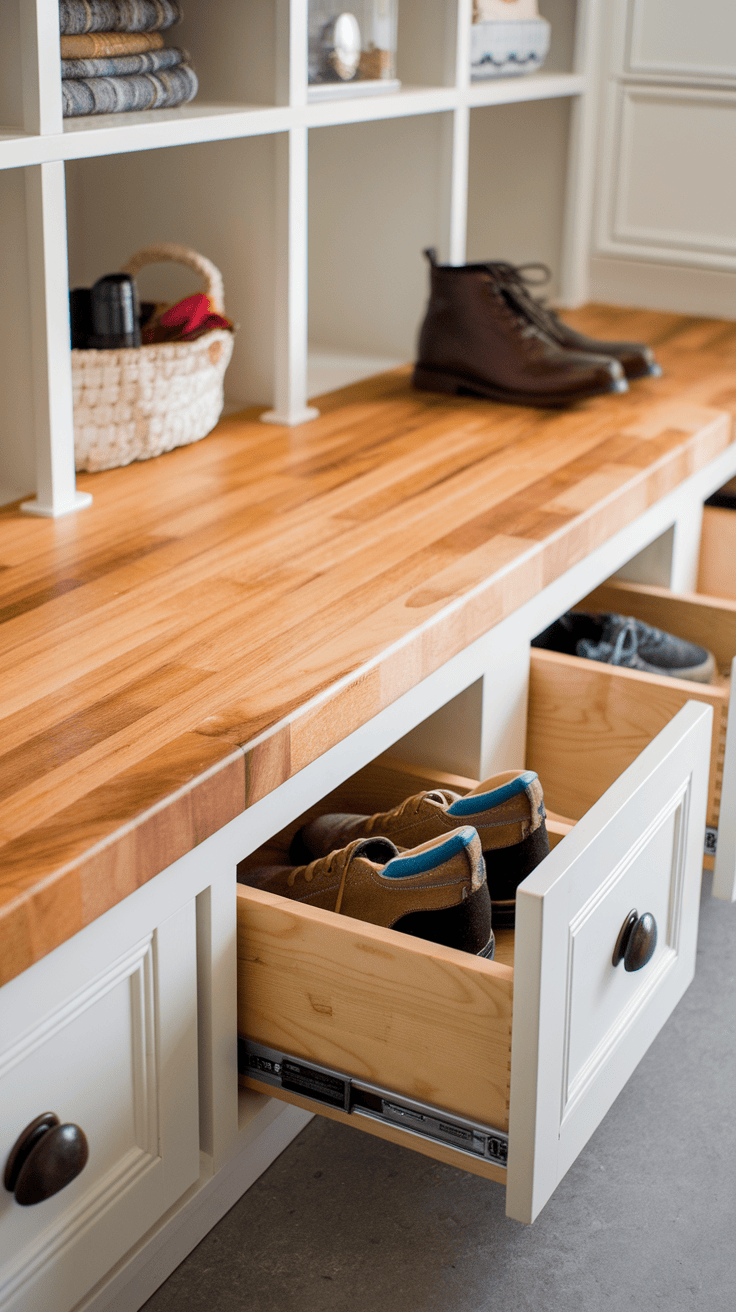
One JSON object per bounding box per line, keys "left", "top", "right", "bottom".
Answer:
{"left": 527, "top": 647, "right": 729, "bottom": 826}
{"left": 2, "top": 307, "right": 736, "bottom": 984}
{"left": 236, "top": 883, "right": 514, "bottom": 1131}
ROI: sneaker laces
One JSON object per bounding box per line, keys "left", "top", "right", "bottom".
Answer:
{"left": 580, "top": 615, "right": 649, "bottom": 666}
{"left": 287, "top": 837, "right": 394, "bottom": 914}
{"left": 361, "top": 789, "right": 457, "bottom": 836}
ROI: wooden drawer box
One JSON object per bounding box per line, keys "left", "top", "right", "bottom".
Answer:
{"left": 565, "top": 576, "right": 736, "bottom": 901}
{"left": 236, "top": 694, "right": 711, "bottom": 1223}
{"left": 698, "top": 502, "right": 736, "bottom": 602}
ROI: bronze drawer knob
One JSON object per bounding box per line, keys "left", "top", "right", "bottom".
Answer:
{"left": 4, "top": 1113, "right": 89, "bottom": 1206}
{"left": 612, "top": 909, "right": 658, "bottom": 972}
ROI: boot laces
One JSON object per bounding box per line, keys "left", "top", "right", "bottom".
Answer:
{"left": 485, "top": 262, "right": 559, "bottom": 338}
{"left": 482, "top": 269, "right": 554, "bottom": 346}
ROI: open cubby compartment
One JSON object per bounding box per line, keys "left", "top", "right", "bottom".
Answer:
{"left": 0, "top": 168, "right": 38, "bottom": 508}
{"left": 0, "top": 0, "right": 24, "bottom": 135}
{"left": 65, "top": 135, "right": 280, "bottom": 413}
{"left": 466, "top": 94, "right": 572, "bottom": 298}
{"left": 307, "top": 112, "right": 453, "bottom": 396}
{"left": 537, "top": 0, "right": 581, "bottom": 76}
{"left": 177, "top": 0, "right": 279, "bottom": 108}
{"left": 396, "top": 0, "right": 462, "bottom": 89}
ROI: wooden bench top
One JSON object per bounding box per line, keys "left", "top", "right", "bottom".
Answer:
{"left": 2, "top": 305, "right": 735, "bottom": 985}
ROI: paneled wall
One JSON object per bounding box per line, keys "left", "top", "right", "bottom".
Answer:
{"left": 590, "top": 0, "right": 736, "bottom": 316}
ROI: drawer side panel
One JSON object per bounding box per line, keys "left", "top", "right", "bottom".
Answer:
{"left": 237, "top": 888, "right": 513, "bottom": 1132}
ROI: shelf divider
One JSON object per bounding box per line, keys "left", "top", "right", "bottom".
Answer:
{"left": 21, "top": 0, "right": 63, "bottom": 135}
{"left": 21, "top": 162, "right": 91, "bottom": 517}
{"left": 261, "top": 126, "right": 319, "bottom": 428}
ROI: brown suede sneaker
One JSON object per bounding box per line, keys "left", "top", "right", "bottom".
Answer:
{"left": 293, "top": 770, "right": 549, "bottom": 928}
{"left": 240, "top": 828, "right": 495, "bottom": 958}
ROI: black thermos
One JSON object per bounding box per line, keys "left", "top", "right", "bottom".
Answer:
{"left": 88, "top": 273, "right": 141, "bottom": 349}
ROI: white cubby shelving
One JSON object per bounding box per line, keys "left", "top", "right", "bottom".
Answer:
{"left": 0, "top": 0, "right": 600, "bottom": 515}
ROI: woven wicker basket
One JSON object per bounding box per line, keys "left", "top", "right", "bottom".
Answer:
{"left": 73, "top": 243, "right": 235, "bottom": 473}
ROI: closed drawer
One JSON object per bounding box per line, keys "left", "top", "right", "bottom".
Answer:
{"left": 576, "top": 575, "right": 736, "bottom": 902}
{"left": 236, "top": 695, "right": 711, "bottom": 1223}
{"left": 0, "top": 900, "right": 200, "bottom": 1312}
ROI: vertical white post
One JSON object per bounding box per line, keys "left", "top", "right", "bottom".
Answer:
{"left": 261, "top": 127, "right": 319, "bottom": 427}
{"left": 558, "top": 0, "right": 603, "bottom": 307}
{"left": 670, "top": 505, "right": 705, "bottom": 592}
{"left": 478, "top": 639, "right": 531, "bottom": 778}
{"left": 262, "top": 0, "right": 318, "bottom": 426}
{"left": 21, "top": 163, "right": 92, "bottom": 517}
{"left": 446, "top": 0, "right": 473, "bottom": 264}
{"left": 20, "top": 0, "right": 64, "bottom": 134}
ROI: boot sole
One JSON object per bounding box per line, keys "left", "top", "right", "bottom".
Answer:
{"left": 490, "top": 899, "right": 516, "bottom": 930}
{"left": 412, "top": 363, "right": 628, "bottom": 408}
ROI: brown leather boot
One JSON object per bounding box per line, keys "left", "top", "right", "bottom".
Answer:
{"left": 413, "top": 249, "right": 628, "bottom": 407}
{"left": 293, "top": 769, "right": 549, "bottom": 929}
{"left": 486, "top": 261, "right": 662, "bottom": 380}
{"left": 240, "top": 828, "right": 495, "bottom": 957}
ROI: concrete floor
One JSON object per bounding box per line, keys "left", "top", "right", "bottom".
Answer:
{"left": 143, "top": 875, "right": 736, "bottom": 1312}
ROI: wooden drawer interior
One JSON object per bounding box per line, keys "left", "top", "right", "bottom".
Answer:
{"left": 698, "top": 502, "right": 736, "bottom": 601}
{"left": 236, "top": 759, "right": 573, "bottom": 1182}
{"left": 528, "top": 579, "right": 733, "bottom": 836}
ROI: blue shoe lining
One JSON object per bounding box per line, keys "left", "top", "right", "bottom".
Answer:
{"left": 382, "top": 826, "right": 477, "bottom": 879}
{"left": 447, "top": 770, "right": 538, "bottom": 817}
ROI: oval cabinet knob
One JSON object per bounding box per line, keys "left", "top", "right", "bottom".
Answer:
{"left": 4, "top": 1113, "right": 89, "bottom": 1206}
{"left": 612, "top": 909, "right": 658, "bottom": 972}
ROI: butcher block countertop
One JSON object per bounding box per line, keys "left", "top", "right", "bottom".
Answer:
{"left": 2, "top": 305, "right": 736, "bottom": 987}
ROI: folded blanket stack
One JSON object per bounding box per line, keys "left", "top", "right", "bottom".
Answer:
{"left": 60, "top": 1, "right": 198, "bottom": 118}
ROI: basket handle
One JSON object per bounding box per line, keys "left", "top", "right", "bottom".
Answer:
{"left": 121, "top": 242, "right": 225, "bottom": 314}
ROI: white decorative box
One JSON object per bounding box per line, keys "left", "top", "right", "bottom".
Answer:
{"left": 470, "top": 18, "right": 551, "bottom": 80}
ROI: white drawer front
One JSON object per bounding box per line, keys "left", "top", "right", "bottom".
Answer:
{"left": 0, "top": 901, "right": 200, "bottom": 1312}
{"left": 507, "top": 701, "right": 711, "bottom": 1224}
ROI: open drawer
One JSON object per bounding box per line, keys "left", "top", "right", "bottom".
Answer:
{"left": 236, "top": 696, "right": 711, "bottom": 1223}
{"left": 562, "top": 576, "right": 736, "bottom": 901}
{"left": 698, "top": 496, "right": 736, "bottom": 602}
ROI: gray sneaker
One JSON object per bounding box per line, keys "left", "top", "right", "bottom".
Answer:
{"left": 532, "top": 611, "right": 715, "bottom": 683}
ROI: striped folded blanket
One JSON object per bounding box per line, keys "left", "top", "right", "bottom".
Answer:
{"left": 60, "top": 31, "right": 164, "bottom": 57}
{"left": 62, "top": 45, "right": 186, "bottom": 78}
{"left": 62, "top": 62, "right": 197, "bottom": 116}
{"left": 59, "top": 1, "right": 181, "bottom": 34}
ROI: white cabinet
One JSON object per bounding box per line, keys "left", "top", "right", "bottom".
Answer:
{"left": 591, "top": 0, "right": 736, "bottom": 315}
{"left": 0, "top": 897, "right": 200, "bottom": 1312}
{"left": 0, "top": 0, "right": 599, "bottom": 514}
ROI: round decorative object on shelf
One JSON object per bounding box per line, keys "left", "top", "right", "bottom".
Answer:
{"left": 323, "top": 12, "right": 362, "bottom": 80}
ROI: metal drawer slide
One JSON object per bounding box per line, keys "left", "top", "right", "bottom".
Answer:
{"left": 239, "top": 1039, "right": 508, "bottom": 1168}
